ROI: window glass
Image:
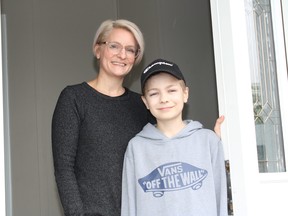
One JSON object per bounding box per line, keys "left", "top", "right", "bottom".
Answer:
{"left": 245, "top": 0, "right": 286, "bottom": 172}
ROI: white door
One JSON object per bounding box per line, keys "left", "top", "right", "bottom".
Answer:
{"left": 210, "top": 0, "right": 288, "bottom": 215}
{"left": 0, "top": 11, "right": 7, "bottom": 215}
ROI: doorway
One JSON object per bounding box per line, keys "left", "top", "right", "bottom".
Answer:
{"left": 1, "top": 0, "right": 220, "bottom": 215}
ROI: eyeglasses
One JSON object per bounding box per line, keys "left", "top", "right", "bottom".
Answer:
{"left": 98, "top": 41, "right": 140, "bottom": 59}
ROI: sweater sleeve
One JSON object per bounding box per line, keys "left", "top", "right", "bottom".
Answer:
{"left": 121, "top": 144, "right": 136, "bottom": 216}
{"left": 211, "top": 136, "right": 228, "bottom": 216}
{"left": 52, "top": 87, "right": 84, "bottom": 215}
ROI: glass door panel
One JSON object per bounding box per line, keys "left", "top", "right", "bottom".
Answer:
{"left": 245, "top": 0, "right": 286, "bottom": 173}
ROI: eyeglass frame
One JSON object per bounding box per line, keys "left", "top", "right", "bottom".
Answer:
{"left": 98, "top": 41, "right": 140, "bottom": 59}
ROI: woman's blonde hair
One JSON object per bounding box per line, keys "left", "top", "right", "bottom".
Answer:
{"left": 92, "top": 19, "right": 144, "bottom": 65}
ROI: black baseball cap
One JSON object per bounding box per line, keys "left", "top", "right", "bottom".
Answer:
{"left": 141, "top": 58, "right": 186, "bottom": 93}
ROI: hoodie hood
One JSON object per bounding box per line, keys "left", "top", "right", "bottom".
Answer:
{"left": 136, "top": 120, "right": 203, "bottom": 141}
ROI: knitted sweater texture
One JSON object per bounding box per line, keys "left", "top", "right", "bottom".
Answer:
{"left": 52, "top": 82, "right": 150, "bottom": 216}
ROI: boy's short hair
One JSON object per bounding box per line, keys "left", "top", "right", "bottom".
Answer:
{"left": 141, "top": 58, "right": 186, "bottom": 93}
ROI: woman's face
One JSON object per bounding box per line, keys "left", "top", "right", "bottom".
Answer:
{"left": 95, "top": 28, "right": 137, "bottom": 78}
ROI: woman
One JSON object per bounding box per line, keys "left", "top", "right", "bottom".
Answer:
{"left": 52, "top": 19, "right": 223, "bottom": 216}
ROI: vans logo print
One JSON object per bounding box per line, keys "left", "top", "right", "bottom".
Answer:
{"left": 138, "top": 162, "right": 208, "bottom": 197}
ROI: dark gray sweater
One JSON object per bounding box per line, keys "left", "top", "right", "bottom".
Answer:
{"left": 52, "top": 82, "right": 151, "bottom": 216}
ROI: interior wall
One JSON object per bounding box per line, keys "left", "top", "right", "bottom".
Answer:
{"left": 1, "top": 0, "right": 218, "bottom": 215}
{"left": 120, "top": 0, "right": 218, "bottom": 127}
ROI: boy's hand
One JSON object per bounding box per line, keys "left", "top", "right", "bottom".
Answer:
{"left": 214, "top": 115, "right": 225, "bottom": 138}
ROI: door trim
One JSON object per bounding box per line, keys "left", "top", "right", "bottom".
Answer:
{"left": 210, "top": 0, "right": 260, "bottom": 215}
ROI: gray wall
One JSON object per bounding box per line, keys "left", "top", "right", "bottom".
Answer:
{"left": 120, "top": 0, "right": 218, "bottom": 124}
{"left": 1, "top": 0, "right": 218, "bottom": 215}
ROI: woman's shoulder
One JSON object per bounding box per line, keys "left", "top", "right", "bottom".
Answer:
{"left": 54, "top": 82, "right": 90, "bottom": 107}
{"left": 63, "top": 82, "right": 87, "bottom": 91}
{"left": 60, "top": 82, "right": 90, "bottom": 96}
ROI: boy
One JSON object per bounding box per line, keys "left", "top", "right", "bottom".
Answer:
{"left": 121, "top": 59, "right": 228, "bottom": 216}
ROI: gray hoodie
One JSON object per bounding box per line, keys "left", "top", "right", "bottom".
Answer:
{"left": 121, "top": 120, "right": 228, "bottom": 216}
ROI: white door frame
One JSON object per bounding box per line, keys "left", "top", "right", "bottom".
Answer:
{"left": 210, "top": 0, "right": 288, "bottom": 215}
{"left": 0, "top": 10, "right": 7, "bottom": 216}
{"left": 210, "top": 0, "right": 259, "bottom": 215}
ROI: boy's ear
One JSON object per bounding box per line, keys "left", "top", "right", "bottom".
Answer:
{"left": 184, "top": 86, "right": 189, "bottom": 103}
{"left": 141, "top": 96, "right": 150, "bottom": 109}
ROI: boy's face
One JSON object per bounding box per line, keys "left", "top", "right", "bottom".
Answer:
{"left": 142, "top": 72, "right": 189, "bottom": 122}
